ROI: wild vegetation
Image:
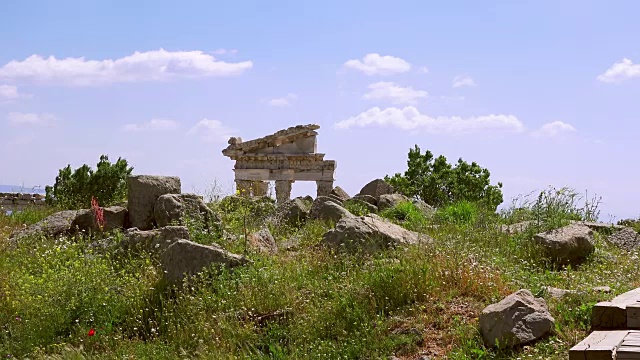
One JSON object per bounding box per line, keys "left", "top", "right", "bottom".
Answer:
{"left": 1, "top": 148, "right": 639, "bottom": 359}
{"left": 386, "top": 145, "right": 504, "bottom": 211}
{"left": 45, "top": 154, "right": 133, "bottom": 210}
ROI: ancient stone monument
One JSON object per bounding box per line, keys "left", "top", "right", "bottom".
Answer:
{"left": 222, "top": 124, "right": 336, "bottom": 203}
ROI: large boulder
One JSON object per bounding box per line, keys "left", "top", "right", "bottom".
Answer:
{"left": 606, "top": 227, "right": 640, "bottom": 251}
{"left": 326, "top": 193, "right": 345, "bottom": 206}
{"left": 352, "top": 194, "right": 377, "bottom": 206}
{"left": 154, "top": 193, "right": 220, "bottom": 229}
{"left": 309, "top": 199, "right": 353, "bottom": 223}
{"left": 330, "top": 186, "right": 351, "bottom": 202}
{"left": 71, "top": 206, "right": 128, "bottom": 233}
{"left": 274, "top": 197, "right": 312, "bottom": 226}
{"left": 322, "top": 214, "right": 432, "bottom": 254}
{"left": 309, "top": 196, "right": 343, "bottom": 218}
{"left": 377, "top": 193, "right": 409, "bottom": 211}
{"left": 121, "top": 226, "right": 190, "bottom": 254}
{"left": 533, "top": 224, "right": 595, "bottom": 265}
{"left": 127, "top": 175, "right": 181, "bottom": 230}
{"left": 343, "top": 198, "right": 378, "bottom": 214}
{"left": 358, "top": 179, "right": 394, "bottom": 201}
{"left": 479, "top": 289, "right": 555, "bottom": 348}
{"left": 160, "top": 239, "right": 249, "bottom": 285}
{"left": 412, "top": 199, "right": 435, "bottom": 217}
{"left": 248, "top": 228, "right": 278, "bottom": 254}
{"left": 9, "top": 210, "right": 80, "bottom": 243}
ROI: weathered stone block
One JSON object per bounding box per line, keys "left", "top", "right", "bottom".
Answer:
{"left": 160, "top": 240, "right": 249, "bottom": 286}
{"left": 127, "top": 175, "right": 181, "bottom": 230}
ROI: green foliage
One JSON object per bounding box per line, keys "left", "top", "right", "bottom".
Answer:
{"left": 2, "top": 183, "right": 638, "bottom": 359}
{"left": 385, "top": 145, "right": 503, "bottom": 211}
{"left": 617, "top": 217, "right": 640, "bottom": 232}
{"left": 0, "top": 206, "right": 57, "bottom": 226}
{"left": 45, "top": 155, "right": 133, "bottom": 210}
{"left": 379, "top": 201, "right": 430, "bottom": 232}
{"left": 436, "top": 201, "right": 479, "bottom": 226}
{"left": 0, "top": 232, "right": 155, "bottom": 358}
{"left": 501, "top": 186, "right": 602, "bottom": 232}
{"left": 343, "top": 199, "right": 373, "bottom": 216}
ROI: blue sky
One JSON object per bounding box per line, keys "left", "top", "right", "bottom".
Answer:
{"left": 1, "top": 1, "right": 640, "bottom": 220}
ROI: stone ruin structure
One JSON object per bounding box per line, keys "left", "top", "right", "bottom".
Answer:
{"left": 1, "top": 192, "right": 46, "bottom": 213}
{"left": 222, "top": 124, "right": 336, "bottom": 203}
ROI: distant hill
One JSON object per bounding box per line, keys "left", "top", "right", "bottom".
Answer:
{"left": 0, "top": 185, "right": 47, "bottom": 194}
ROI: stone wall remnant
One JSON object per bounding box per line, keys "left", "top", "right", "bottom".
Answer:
{"left": 222, "top": 124, "right": 336, "bottom": 204}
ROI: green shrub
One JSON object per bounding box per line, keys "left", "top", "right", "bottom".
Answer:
{"left": 617, "top": 218, "right": 640, "bottom": 232}
{"left": 211, "top": 195, "right": 276, "bottom": 251}
{"left": 343, "top": 199, "right": 373, "bottom": 216}
{"left": 501, "top": 186, "right": 601, "bottom": 231}
{"left": 45, "top": 155, "right": 133, "bottom": 210}
{"left": 380, "top": 201, "right": 429, "bottom": 231}
{"left": 436, "top": 201, "right": 478, "bottom": 225}
{"left": 385, "top": 145, "right": 503, "bottom": 211}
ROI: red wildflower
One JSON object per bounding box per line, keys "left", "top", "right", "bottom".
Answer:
{"left": 88, "top": 328, "right": 95, "bottom": 336}
{"left": 91, "top": 197, "right": 105, "bottom": 230}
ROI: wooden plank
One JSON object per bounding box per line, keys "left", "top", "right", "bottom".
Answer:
{"left": 593, "top": 302, "right": 630, "bottom": 329}
{"left": 569, "top": 330, "right": 629, "bottom": 360}
{"left": 629, "top": 304, "right": 640, "bottom": 329}
{"left": 592, "top": 288, "right": 640, "bottom": 330}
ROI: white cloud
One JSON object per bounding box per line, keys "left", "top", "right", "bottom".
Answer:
{"left": 0, "top": 85, "right": 30, "bottom": 102}
{"left": 7, "top": 112, "right": 56, "bottom": 126}
{"left": 597, "top": 58, "right": 640, "bottom": 83}
{"left": 187, "top": 118, "right": 234, "bottom": 143}
{"left": 122, "top": 118, "right": 179, "bottom": 132}
{"left": 265, "top": 93, "right": 297, "bottom": 107}
{"left": 0, "top": 48, "right": 253, "bottom": 86}
{"left": 343, "top": 53, "right": 411, "bottom": 76}
{"left": 418, "top": 66, "right": 430, "bottom": 74}
{"left": 362, "top": 82, "right": 427, "bottom": 104}
{"left": 334, "top": 106, "right": 524, "bottom": 134}
{"left": 211, "top": 48, "right": 238, "bottom": 55}
{"left": 532, "top": 121, "right": 576, "bottom": 137}
{"left": 452, "top": 75, "right": 477, "bottom": 88}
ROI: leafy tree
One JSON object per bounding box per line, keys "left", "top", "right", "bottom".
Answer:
{"left": 385, "top": 145, "right": 503, "bottom": 210}
{"left": 45, "top": 155, "right": 133, "bottom": 209}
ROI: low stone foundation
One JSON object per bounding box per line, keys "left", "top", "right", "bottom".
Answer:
{"left": 0, "top": 192, "right": 46, "bottom": 213}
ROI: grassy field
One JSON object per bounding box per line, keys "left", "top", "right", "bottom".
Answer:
{"left": 1, "top": 188, "right": 639, "bottom": 359}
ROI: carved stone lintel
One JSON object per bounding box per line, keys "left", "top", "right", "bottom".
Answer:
{"left": 316, "top": 180, "right": 333, "bottom": 198}
{"left": 275, "top": 180, "right": 293, "bottom": 204}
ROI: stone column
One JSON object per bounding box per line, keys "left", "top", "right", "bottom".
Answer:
{"left": 316, "top": 180, "right": 334, "bottom": 198}
{"left": 236, "top": 179, "right": 252, "bottom": 197}
{"left": 275, "top": 180, "right": 293, "bottom": 204}
{"left": 252, "top": 181, "right": 269, "bottom": 197}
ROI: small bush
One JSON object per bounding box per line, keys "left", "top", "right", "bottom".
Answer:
{"left": 501, "top": 186, "right": 601, "bottom": 231}
{"left": 380, "top": 201, "right": 429, "bottom": 231}
{"left": 385, "top": 145, "right": 503, "bottom": 211}
{"left": 436, "top": 201, "right": 478, "bottom": 226}
{"left": 343, "top": 200, "right": 372, "bottom": 216}
{"left": 45, "top": 155, "right": 133, "bottom": 210}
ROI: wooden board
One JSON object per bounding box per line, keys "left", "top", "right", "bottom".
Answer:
{"left": 570, "top": 331, "right": 640, "bottom": 359}
{"left": 592, "top": 288, "right": 640, "bottom": 330}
